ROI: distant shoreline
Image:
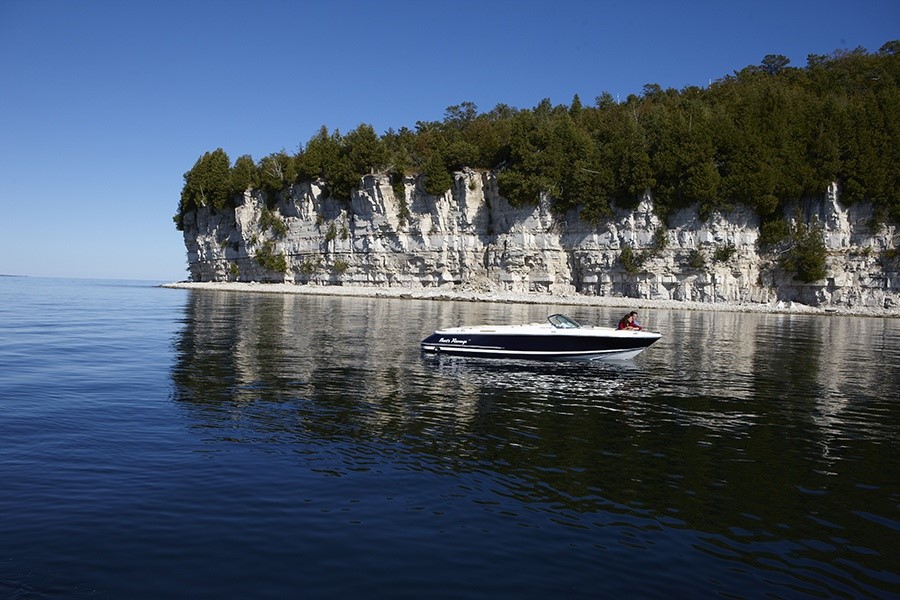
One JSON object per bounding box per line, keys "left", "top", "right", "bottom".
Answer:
{"left": 161, "top": 281, "right": 898, "bottom": 319}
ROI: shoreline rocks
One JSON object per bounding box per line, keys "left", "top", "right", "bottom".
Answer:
{"left": 161, "top": 281, "right": 899, "bottom": 319}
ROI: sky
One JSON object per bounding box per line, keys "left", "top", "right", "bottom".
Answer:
{"left": 1, "top": 0, "right": 897, "bottom": 281}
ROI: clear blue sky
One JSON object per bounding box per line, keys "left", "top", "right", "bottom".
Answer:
{"left": 1, "top": 0, "right": 896, "bottom": 281}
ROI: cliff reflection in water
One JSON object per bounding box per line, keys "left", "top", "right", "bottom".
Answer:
{"left": 172, "top": 290, "right": 900, "bottom": 597}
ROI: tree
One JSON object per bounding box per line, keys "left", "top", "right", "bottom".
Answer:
{"left": 495, "top": 110, "right": 554, "bottom": 206}
{"left": 257, "top": 150, "right": 297, "bottom": 203}
{"left": 178, "top": 42, "right": 900, "bottom": 232}
{"left": 296, "top": 126, "right": 339, "bottom": 181}
{"left": 382, "top": 126, "right": 416, "bottom": 174}
{"left": 422, "top": 151, "right": 452, "bottom": 196}
{"left": 444, "top": 102, "right": 478, "bottom": 127}
{"left": 444, "top": 137, "right": 480, "bottom": 172}
{"left": 761, "top": 54, "right": 790, "bottom": 75}
{"left": 611, "top": 114, "right": 653, "bottom": 207}
{"left": 594, "top": 92, "right": 616, "bottom": 109}
{"left": 180, "top": 148, "right": 231, "bottom": 212}
{"left": 782, "top": 222, "right": 827, "bottom": 282}
{"left": 345, "top": 123, "right": 387, "bottom": 175}
{"left": 230, "top": 154, "right": 257, "bottom": 196}
{"left": 300, "top": 128, "right": 355, "bottom": 200}
{"left": 569, "top": 94, "right": 583, "bottom": 116}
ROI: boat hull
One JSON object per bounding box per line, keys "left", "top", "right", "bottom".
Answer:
{"left": 420, "top": 328, "right": 660, "bottom": 361}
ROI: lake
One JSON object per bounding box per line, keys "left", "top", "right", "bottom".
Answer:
{"left": 1, "top": 277, "right": 898, "bottom": 598}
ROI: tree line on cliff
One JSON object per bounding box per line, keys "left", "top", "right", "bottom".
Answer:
{"left": 175, "top": 42, "right": 899, "bottom": 233}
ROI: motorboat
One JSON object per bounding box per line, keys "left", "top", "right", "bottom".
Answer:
{"left": 420, "top": 314, "right": 661, "bottom": 361}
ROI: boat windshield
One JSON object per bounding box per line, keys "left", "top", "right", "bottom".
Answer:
{"left": 548, "top": 314, "right": 581, "bottom": 329}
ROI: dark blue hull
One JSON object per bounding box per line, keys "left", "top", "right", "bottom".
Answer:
{"left": 420, "top": 330, "right": 660, "bottom": 361}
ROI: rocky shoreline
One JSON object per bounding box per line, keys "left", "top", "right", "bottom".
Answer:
{"left": 161, "top": 281, "right": 898, "bottom": 318}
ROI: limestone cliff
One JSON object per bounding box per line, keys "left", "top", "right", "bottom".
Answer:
{"left": 180, "top": 170, "right": 899, "bottom": 310}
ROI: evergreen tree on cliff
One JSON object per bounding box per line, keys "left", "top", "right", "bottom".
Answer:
{"left": 177, "top": 42, "right": 899, "bottom": 227}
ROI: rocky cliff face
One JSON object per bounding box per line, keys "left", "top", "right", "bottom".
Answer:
{"left": 180, "top": 171, "right": 899, "bottom": 310}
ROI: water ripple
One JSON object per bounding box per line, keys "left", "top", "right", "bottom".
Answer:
{"left": 2, "top": 280, "right": 899, "bottom": 598}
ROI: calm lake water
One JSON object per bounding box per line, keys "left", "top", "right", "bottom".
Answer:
{"left": 1, "top": 277, "right": 898, "bottom": 599}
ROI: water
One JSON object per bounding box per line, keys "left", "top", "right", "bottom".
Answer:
{"left": 1, "top": 277, "right": 898, "bottom": 599}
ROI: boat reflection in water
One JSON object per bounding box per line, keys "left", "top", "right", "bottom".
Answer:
{"left": 420, "top": 313, "right": 661, "bottom": 361}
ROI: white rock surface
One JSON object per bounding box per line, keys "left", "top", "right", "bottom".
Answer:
{"left": 179, "top": 170, "right": 899, "bottom": 315}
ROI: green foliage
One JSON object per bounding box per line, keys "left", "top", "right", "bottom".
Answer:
{"left": 254, "top": 241, "right": 287, "bottom": 274}
{"left": 759, "top": 218, "right": 791, "bottom": 247}
{"left": 686, "top": 249, "right": 707, "bottom": 270}
{"left": 333, "top": 259, "right": 349, "bottom": 274}
{"left": 713, "top": 243, "right": 737, "bottom": 262}
{"left": 175, "top": 148, "right": 232, "bottom": 229}
{"left": 781, "top": 222, "right": 827, "bottom": 282}
{"left": 257, "top": 150, "right": 297, "bottom": 205}
{"left": 381, "top": 127, "right": 416, "bottom": 174}
{"left": 345, "top": 124, "right": 388, "bottom": 175}
{"left": 497, "top": 168, "right": 541, "bottom": 206}
{"left": 324, "top": 222, "right": 337, "bottom": 242}
{"left": 619, "top": 244, "right": 646, "bottom": 274}
{"left": 880, "top": 246, "right": 899, "bottom": 266}
{"left": 422, "top": 152, "right": 453, "bottom": 196}
{"left": 391, "top": 171, "right": 406, "bottom": 199}
{"left": 652, "top": 226, "right": 668, "bottom": 252}
{"left": 391, "top": 172, "right": 411, "bottom": 226}
{"left": 296, "top": 126, "right": 338, "bottom": 182}
{"left": 230, "top": 154, "right": 257, "bottom": 196}
{"left": 609, "top": 109, "right": 654, "bottom": 207}
{"left": 179, "top": 43, "right": 900, "bottom": 232}
{"left": 579, "top": 202, "right": 612, "bottom": 224}
{"left": 297, "top": 124, "right": 388, "bottom": 200}
{"left": 259, "top": 207, "right": 287, "bottom": 238}
{"left": 298, "top": 258, "right": 319, "bottom": 275}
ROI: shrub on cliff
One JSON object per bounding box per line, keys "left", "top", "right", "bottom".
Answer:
{"left": 620, "top": 244, "right": 646, "bottom": 274}
{"left": 685, "top": 249, "right": 707, "bottom": 270}
{"left": 259, "top": 208, "right": 287, "bottom": 238}
{"left": 781, "top": 222, "right": 828, "bottom": 283}
{"left": 254, "top": 241, "right": 287, "bottom": 274}
{"left": 390, "top": 172, "right": 411, "bottom": 226}
{"left": 714, "top": 244, "right": 737, "bottom": 263}
{"left": 759, "top": 218, "right": 791, "bottom": 247}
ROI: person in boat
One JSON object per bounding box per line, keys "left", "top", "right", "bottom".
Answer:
{"left": 617, "top": 311, "right": 642, "bottom": 330}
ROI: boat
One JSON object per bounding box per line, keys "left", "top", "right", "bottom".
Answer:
{"left": 420, "top": 314, "right": 661, "bottom": 361}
